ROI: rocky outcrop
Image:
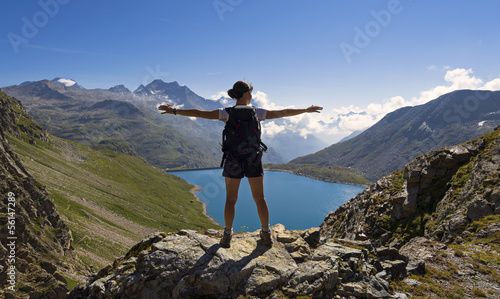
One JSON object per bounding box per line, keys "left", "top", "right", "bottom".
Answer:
{"left": 0, "top": 90, "right": 75, "bottom": 298}
{"left": 0, "top": 89, "right": 48, "bottom": 144}
{"left": 320, "top": 126, "right": 500, "bottom": 246}
{"left": 316, "top": 127, "right": 500, "bottom": 298}
{"left": 69, "top": 225, "right": 410, "bottom": 299}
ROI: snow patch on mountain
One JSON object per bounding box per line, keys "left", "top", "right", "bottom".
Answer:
{"left": 52, "top": 78, "right": 84, "bottom": 89}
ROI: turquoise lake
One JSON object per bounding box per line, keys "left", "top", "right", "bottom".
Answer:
{"left": 169, "top": 169, "right": 366, "bottom": 232}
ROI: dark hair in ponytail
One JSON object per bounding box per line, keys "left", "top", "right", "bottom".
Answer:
{"left": 227, "top": 81, "right": 253, "bottom": 100}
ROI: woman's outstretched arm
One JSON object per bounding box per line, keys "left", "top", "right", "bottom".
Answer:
{"left": 158, "top": 104, "right": 219, "bottom": 120}
{"left": 266, "top": 105, "right": 323, "bottom": 119}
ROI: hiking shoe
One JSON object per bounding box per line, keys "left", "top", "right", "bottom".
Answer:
{"left": 260, "top": 230, "right": 272, "bottom": 246}
{"left": 220, "top": 232, "right": 232, "bottom": 248}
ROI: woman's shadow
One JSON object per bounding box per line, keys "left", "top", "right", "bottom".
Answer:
{"left": 192, "top": 238, "right": 272, "bottom": 276}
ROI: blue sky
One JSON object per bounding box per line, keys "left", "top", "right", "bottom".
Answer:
{"left": 2, "top": 0, "right": 500, "bottom": 143}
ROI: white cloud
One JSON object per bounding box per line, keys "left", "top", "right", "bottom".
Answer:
{"left": 481, "top": 78, "right": 500, "bottom": 90}
{"left": 210, "top": 91, "right": 231, "bottom": 105}
{"left": 253, "top": 91, "right": 288, "bottom": 110}
{"left": 411, "top": 68, "right": 483, "bottom": 105}
{"left": 331, "top": 68, "right": 499, "bottom": 138}
{"left": 210, "top": 91, "right": 228, "bottom": 100}
{"left": 338, "top": 113, "right": 378, "bottom": 132}
{"left": 210, "top": 68, "right": 500, "bottom": 144}
{"left": 332, "top": 105, "right": 364, "bottom": 115}
{"left": 261, "top": 121, "right": 286, "bottom": 137}
{"left": 366, "top": 96, "right": 411, "bottom": 115}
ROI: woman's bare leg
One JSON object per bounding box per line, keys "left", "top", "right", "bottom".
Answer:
{"left": 224, "top": 177, "right": 241, "bottom": 231}
{"left": 248, "top": 176, "right": 269, "bottom": 229}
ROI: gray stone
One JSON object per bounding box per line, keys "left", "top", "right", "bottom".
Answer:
{"left": 68, "top": 225, "right": 410, "bottom": 298}
{"left": 302, "top": 227, "right": 321, "bottom": 247}
{"left": 406, "top": 260, "right": 425, "bottom": 275}
{"left": 403, "top": 278, "right": 421, "bottom": 287}
{"left": 402, "top": 192, "right": 419, "bottom": 217}
{"left": 466, "top": 198, "right": 494, "bottom": 221}
{"left": 475, "top": 223, "right": 500, "bottom": 240}
{"left": 394, "top": 292, "right": 409, "bottom": 298}
{"left": 376, "top": 247, "right": 408, "bottom": 262}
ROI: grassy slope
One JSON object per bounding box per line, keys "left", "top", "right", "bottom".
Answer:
{"left": 265, "top": 163, "right": 373, "bottom": 186}
{"left": 3, "top": 82, "right": 222, "bottom": 169}
{"left": 7, "top": 134, "right": 220, "bottom": 271}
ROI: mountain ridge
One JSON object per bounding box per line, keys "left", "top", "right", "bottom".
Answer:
{"left": 3, "top": 80, "right": 223, "bottom": 169}
{"left": 3, "top": 78, "right": 328, "bottom": 168}
{"left": 292, "top": 89, "right": 500, "bottom": 180}
{"left": 0, "top": 89, "right": 81, "bottom": 298}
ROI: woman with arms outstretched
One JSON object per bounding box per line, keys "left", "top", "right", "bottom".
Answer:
{"left": 159, "top": 80, "right": 322, "bottom": 248}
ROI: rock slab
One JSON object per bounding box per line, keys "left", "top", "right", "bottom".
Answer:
{"left": 69, "top": 225, "right": 409, "bottom": 298}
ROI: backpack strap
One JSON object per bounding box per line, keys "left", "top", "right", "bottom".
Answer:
{"left": 220, "top": 106, "right": 234, "bottom": 167}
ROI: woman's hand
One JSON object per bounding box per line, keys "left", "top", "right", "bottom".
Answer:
{"left": 306, "top": 105, "right": 323, "bottom": 113}
{"left": 158, "top": 104, "right": 174, "bottom": 114}
{"left": 158, "top": 105, "right": 220, "bottom": 119}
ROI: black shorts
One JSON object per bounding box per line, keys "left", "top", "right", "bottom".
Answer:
{"left": 222, "top": 152, "right": 264, "bottom": 179}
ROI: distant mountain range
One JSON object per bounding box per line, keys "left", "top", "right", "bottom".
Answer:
{"left": 20, "top": 77, "right": 85, "bottom": 89}
{"left": 2, "top": 78, "right": 327, "bottom": 168}
{"left": 292, "top": 90, "right": 500, "bottom": 180}
{"left": 6, "top": 78, "right": 500, "bottom": 183}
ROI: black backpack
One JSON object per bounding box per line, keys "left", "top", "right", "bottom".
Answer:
{"left": 220, "top": 106, "right": 267, "bottom": 167}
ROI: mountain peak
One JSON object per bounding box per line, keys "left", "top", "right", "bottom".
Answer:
{"left": 141, "top": 80, "right": 182, "bottom": 93}
{"left": 52, "top": 77, "right": 84, "bottom": 89}
{"left": 150, "top": 79, "right": 179, "bottom": 86}
{"left": 108, "top": 84, "right": 131, "bottom": 93}
{"left": 134, "top": 79, "right": 188, "bottom": 96}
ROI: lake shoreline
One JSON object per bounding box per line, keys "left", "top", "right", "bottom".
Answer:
{"left": 169, "top": 167, "right": 371, "bottom": 188}
{"left": 263, "top": 168, "right": 370, "bottom": 188}
{"left": 189, "top": 185, "right": 221, "bottom": 228}
{"left": 171, "top": 169, "right": 365, "bottom": 232}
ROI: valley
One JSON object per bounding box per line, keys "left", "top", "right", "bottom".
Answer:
{"left": 2, "top": 81, "right": 500, "bottom": 298}
{"left": 0, "top": 89, "right": 220, "bottom": 297}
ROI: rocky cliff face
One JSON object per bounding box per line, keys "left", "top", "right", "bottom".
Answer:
{"left": 0, "top": 90, "right": 76, "bottom": 298}
{"left": 69, "top": 225, "right": 411, "bottom": 299}
{"left": 320, "top": 126, "right": 500, "bottom": 245}
{"left": 320, "top": 126, "right": 500, "bottom": 297}
{"left": 0, "top": 89, "right": 48, "bottom": 145}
